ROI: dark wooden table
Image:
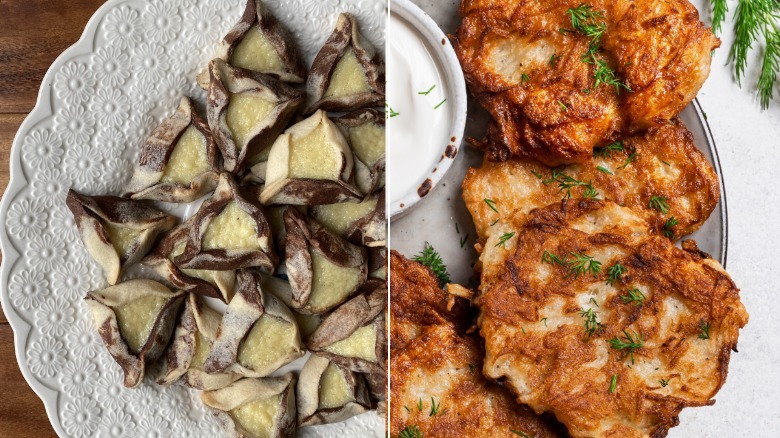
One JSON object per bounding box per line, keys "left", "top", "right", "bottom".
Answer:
{"left": 0, "top": 1, "right": 105, "bottom": 436}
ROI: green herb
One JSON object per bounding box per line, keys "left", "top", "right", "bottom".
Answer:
{"left": 417, "top": 398, "right": 423, "bottom": 411}
{"left": 579, "top": 307, "right": 606, "bottom": 337}
{"left": 583, "top": 87, "right": 591, "bottom": 94}
{"left": 460, "top": 234, "right": 469, "bottom": 248}
{"left": 617, "top": 152, "right": 638, "bottom": 170}
{"left": 490, "top": 219, "right": 499, "bottom": 226}
{"left": 608, "top": 330, "right": 645, "bottom": 363}
{"left": 594, "top": 141, "right": 624, "bottom": 158}
{"left": 413, "top": 242, "right": 451, "bottom": 287}
{"left": 567, "top": 4, "right": 606, "bottom": 42}
{"left": 484, "top": 198, "right": 499, "bottom": 213}
{"left": 711, "top": 0, "right": 729, "bottom": 33}
{"left": 468, "top": 363, "right": 475, "bottom": 373}
{"left": 659, "top": 378, "right": 670, "bottom": 387}
{"left": 531, "top": 170, "right": 543, "bottom": 179}
{"left": 418, "top": 84, "right": 436, "bottom": 95}
{"left": 566, "top": 4, "right": 630, "bottom": 91}
{"left": 590, "top": 297, "right": 600, "bottom": 308}
{"left": 429, "top": 397, "right": 441, "bottom": 416}
{"left": 543, "top": 169, "right": 599, "bottom": 199}
{"left": 541, "top": 317, "right": 548, "bottom": 327}
{"left": 388, "top": 106, "right": 400, "bottom": 118}
{"left": 495, "top": 232, "right": 516, "bottom": 248}
{"left": 596, "top": 166, "right": 613, "bottom": 175}
{"left": 606, "top": 263, "right": 626, "bottom": 286}
{"left": 558, "top": 100, "right": 568, "bottom": 111}
{"left": 511, "top": 430, "right": 530, "bottom": 438}
{"left": 549, "top": 53, "right": 559, "bottom": 67}
{"left": 521, "top": 73, "right": 530, "bottom": 83}
{"left": 620, "top": 288, "right": 646, "bottom": 306}
{"left": 721, "top": 0, "right": 780, "bottom": 108}
{"left": 663, "top": 216, "right": 679, "bottom": 239}
{"left": 434, "top": 98, "right": 447, "bottom": 109}
{"left": 609, "top": 374, "right": 618, "bottom": 393}
{"left": 698, "top": 320, "right": 711, "bottom": 340}
{"left": 659, "top": 158, "right": 671, "bottom": 166}
{"left": 521, "top": 327, "right": 526, "bottom": 334}
{"left": 590, "top": 55, "right": 632, "bottom": 93}
{"left": 399, "top": 425, "right": 423, "bottom": 438}
{"left": 567, "top": 252, "right": 602, "bottom": 278}
{"left": 648, "top": 196, "right": 670, "bottom": 214}
{"left": 404, "top": 405, "right": 411, "bottom": 413}
{"left": 541, "top": 251, "right": 567, "bottom": 267}
{"left": 455, "top": 223, "right": 460, "bottom": 234}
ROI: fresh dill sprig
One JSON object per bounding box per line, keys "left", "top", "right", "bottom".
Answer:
{"left": 663, "top": 216, "right": 679, "bottom": 239}
{"left": 543, "top": 169, "right": 599, "bottom": 199}
{"left": 566, "top": 4, "right": 630, "bottom": 91}
{"left": 484, "top": 198, "right": 499, "bottom": 213}
{"left": 521, "top": 73, "right": 531, "bottom": 83}
{"left": 724, "top": 0, "right": 780, "bottom": 108}
{"left": 579, "top": 307, "right": 606, "bottom": 337}
{"left": 413, "top": 242, "right": 451, "bottom": 287}
{"left": 511, "top": 430, "right": 530, "bottom": 438}
{"left": 711, "top": 0, "right": 729, "bottom": 34}
{"left": 698, "top": 320, "right": 711, "bottom": 340}
{"left": 429, "top": 397, "right": 441, "bottom": 416}
{"left": 558, "top": 100, "right": 568, "bottom": 111}
{"left": 659, "top": 378, "right": 670, "bottom": 387}
{"left": 648, "top": 196, "right": 670, "bottom": 214}
{"left": 398, "top": 425, "right": 423, "bottom": 438}
{"left": 567, "top": 252, "right": 603, "bottom": 278}
{"left": 590, "top": 55, "right": 632, "bottom": 93}
{"left": 388, "top": 106, "right": 400, "bottom": 118}
{"left": 594, "top": 141, "right": 624, "bottom": 158}
{"left": 549, "top": 52, "right": 559, "bottom": 67}
{"left": 609, "top": 374, "right": 618, "bottom": 394}
{"left": 596, "top": 166, "right": 613, "bottom": 175}
{"left": 434, "top": 98, "right": 447, "bottom": 109}
{"left": 531, "top": 170, "right": 544, "bottom": 179}
{"left": 608, "top": 330, "right": 645, "bottom": 363}
{"left": 541, "top": 317, "right": 548, "bottom": 327}
{"left": 418, "top": 84, "right": 436, "bottom": 95}
{"left": 606, "top": 263, "right": 626, "bottom": 286}
{"left": 542, "top": 251, "right": 567, "bottom": 267}
{"left": 495, "top": 232, "right": 516, "bottom": 248}
{"left": 620, "top": 287, "right": 646, "bottom": 306}
{"left": 617, "top": 152, "right": 638, "bottom": 170}
{"left": 417, "top": 398, "right": 423, "bottom": 411}
{"left": 460, "top": 234, "right": 469, "bottom": 248}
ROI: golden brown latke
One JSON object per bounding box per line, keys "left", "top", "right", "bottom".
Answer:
{"left": 462, "top": 118, "right": 719, "bottom": 243}
{"left": 389, "top": 251, "right": 565, "bottom": 438}
{"left": 476, "top": 200, "right": 748, "bottom": 438}
{"left": 455, "top": 0, "right": 718, "bottom": 165}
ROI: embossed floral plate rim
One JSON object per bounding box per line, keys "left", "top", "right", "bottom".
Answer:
{"left": 0, "top": 0, "right": 386, "bottom": 436}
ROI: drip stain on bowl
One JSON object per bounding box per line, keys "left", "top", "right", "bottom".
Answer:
{"left": 417, "top": 179, "right": 433, "bottom": 197}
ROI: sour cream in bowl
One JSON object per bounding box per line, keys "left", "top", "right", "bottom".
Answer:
{"left": 387, "top": 0, "right": 467, "bottom": 219}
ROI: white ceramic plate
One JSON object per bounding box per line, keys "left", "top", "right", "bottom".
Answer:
{"left": 0, "top": 0, "right": 385, "bottom": 436}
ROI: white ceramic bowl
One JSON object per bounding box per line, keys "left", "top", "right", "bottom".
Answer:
{"left": 387, "top": 0, "right": 467, "bottom": 219}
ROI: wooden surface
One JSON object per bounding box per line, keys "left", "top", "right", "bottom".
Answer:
{"left": 0, "top": 1, "right": 105, "bottom": 436}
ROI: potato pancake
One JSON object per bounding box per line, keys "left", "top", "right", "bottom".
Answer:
{"left": 476, "top": 200, "right": 748, "bottom": 437}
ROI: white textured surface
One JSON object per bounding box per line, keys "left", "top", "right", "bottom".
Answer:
{"left": 391, "top": 0, "right": 780, "bottom": 436}
{"left": 0, "top": 0, "right": 385, "bottom": 437}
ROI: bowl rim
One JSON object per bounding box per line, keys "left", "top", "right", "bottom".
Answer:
{"left": 388, "top": 0, "right": 468, "bottom": 219}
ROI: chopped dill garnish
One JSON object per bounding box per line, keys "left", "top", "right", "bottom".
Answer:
{"left": 399, "top": 425, "right": 423, "bottom": 438}
{"left": 541, "top": 251, "right": 567, "bottom": 267}
{"left": 495, "top": 232, "right": 516, "bottom": 248}
{"left": 648, "top": 196, "right": 670, "bottom": 214}
{"left": 620, "top": 287, "right": 646, "bottom": 306}
{"left": 659, "top": 378, "right": 670, "bottom": 387}
{"left": 413, "top": 242, "right": 451, "bottom": 287}
{"left": 455, "top": 223, "right": 460, "bottom": 234}
{"left": 608, "top": 330, "right": 645, "bottom": 363}
{"left": 617, "top": 152, "right": 638, "bottom": 170}
{"left": 590, "top": 297, "right": 600, "bottom": 308}
{"left": 434, "top": 98, "right": 447, "bottom": 109}
{"left": 521, "top": 73, "right": 530, "bottom": 83}
{"left": 387, "top": 106, "right": 400, "bottom": 118}
{"left": 567, "top": 252, "right": 602, "bottom": 278}
{"left": 490, "top": 219, "right": 499, "bottom": 226}
{"left": 558, "top": 100, "right": 568, "bottom": 111}
{"left": 541, "top": 317, "right": 548, "bottom": 327}
{"left": 543, "top": 169, "right": 599, "bottom": 199}
{"left": 549, "top": 52, "right": 559, "bottom": 67}
{"left": 609, "top": 374, "right": 618, "bottom": 393}
{"left": 594, "top": 141, "right": 624, "bottom": 158}
{"left": 698, "top": 320, "right": 711, "bottom": 340}
{"left": 663, "top": 216, "right": 679, "bottom": 239}
{"left": 460, "top": 234, "right": 469, "bottom": 248}
{"left": 417, "top": 398, "right": 423, "bottom": 411}
{"left": 659, "top": 158, "right": 671, "bottom": 166}
{"left": 484, "top": 198, "right": 499, "bottom": 213}
{"left": 511, "top": 430, "right": 530, "bottom": 438}
{"left": 606, "top": 263, "right": 626, "bottom": 286}
{"left": 579, "top": 307, "right": 606, "bottom": 337}
{"left": 531, "top": 170, "right": 543, "bottom": 179}
{"left": 418, "top": 84, "right": 436, "bottom": 95}
{"left": 596, "top": 166, "right": 613, "bottom": 175}
{"left": 521, "top": 327, "right": 526, "bottom": 334}
{"left": 429, "top": 397, "right": 441, "bottom": 416}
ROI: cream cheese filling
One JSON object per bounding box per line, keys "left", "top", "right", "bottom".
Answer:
{"left": 226, "top": 92, "right": 277, "bottom": 150}
{"left": 308, "top": 251, "right": 362, "bottom": 312}
{"left": 160, "top": 125, "right": 211, "bottom": 184}
{"left": 324, "top": 324, "right": 376, "bottom": 362}
{"left": 237, "top": 315, "right": 297, "bottom": 371}
{"left": 202, "top": 201, "right": 261, "bottom": 251}
{"left": 348, "top": 123, "right": 384, "bottom": 166}
{"left": 230, "top": 394, "right": 281, "bottom": 438}
{"left": 103, "top": 222, "right": 142, "bottom": 259}
{"left": 319, "top": 363, "right": 354, "bottom": 409}
{"left": 323, "top": 49, "right": 370, "bottom": 98}
{"left": 289, "top": 122, "right": 340, "bottom": 180}
{"left": 114, "top": 294, "right": 167, "bottom": 353}
{"left": 311, "top": 198, "right": 377, "bottom": 236}
{"left": 231, "top": 26, "right": 284, "bottom": 73}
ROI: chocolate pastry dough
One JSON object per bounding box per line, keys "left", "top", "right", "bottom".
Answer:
{"left": 334, "top": 109, "right": 385, "bottom": 195}
{"left": 296, "top": 354, "right": 371, "bottom": 427}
